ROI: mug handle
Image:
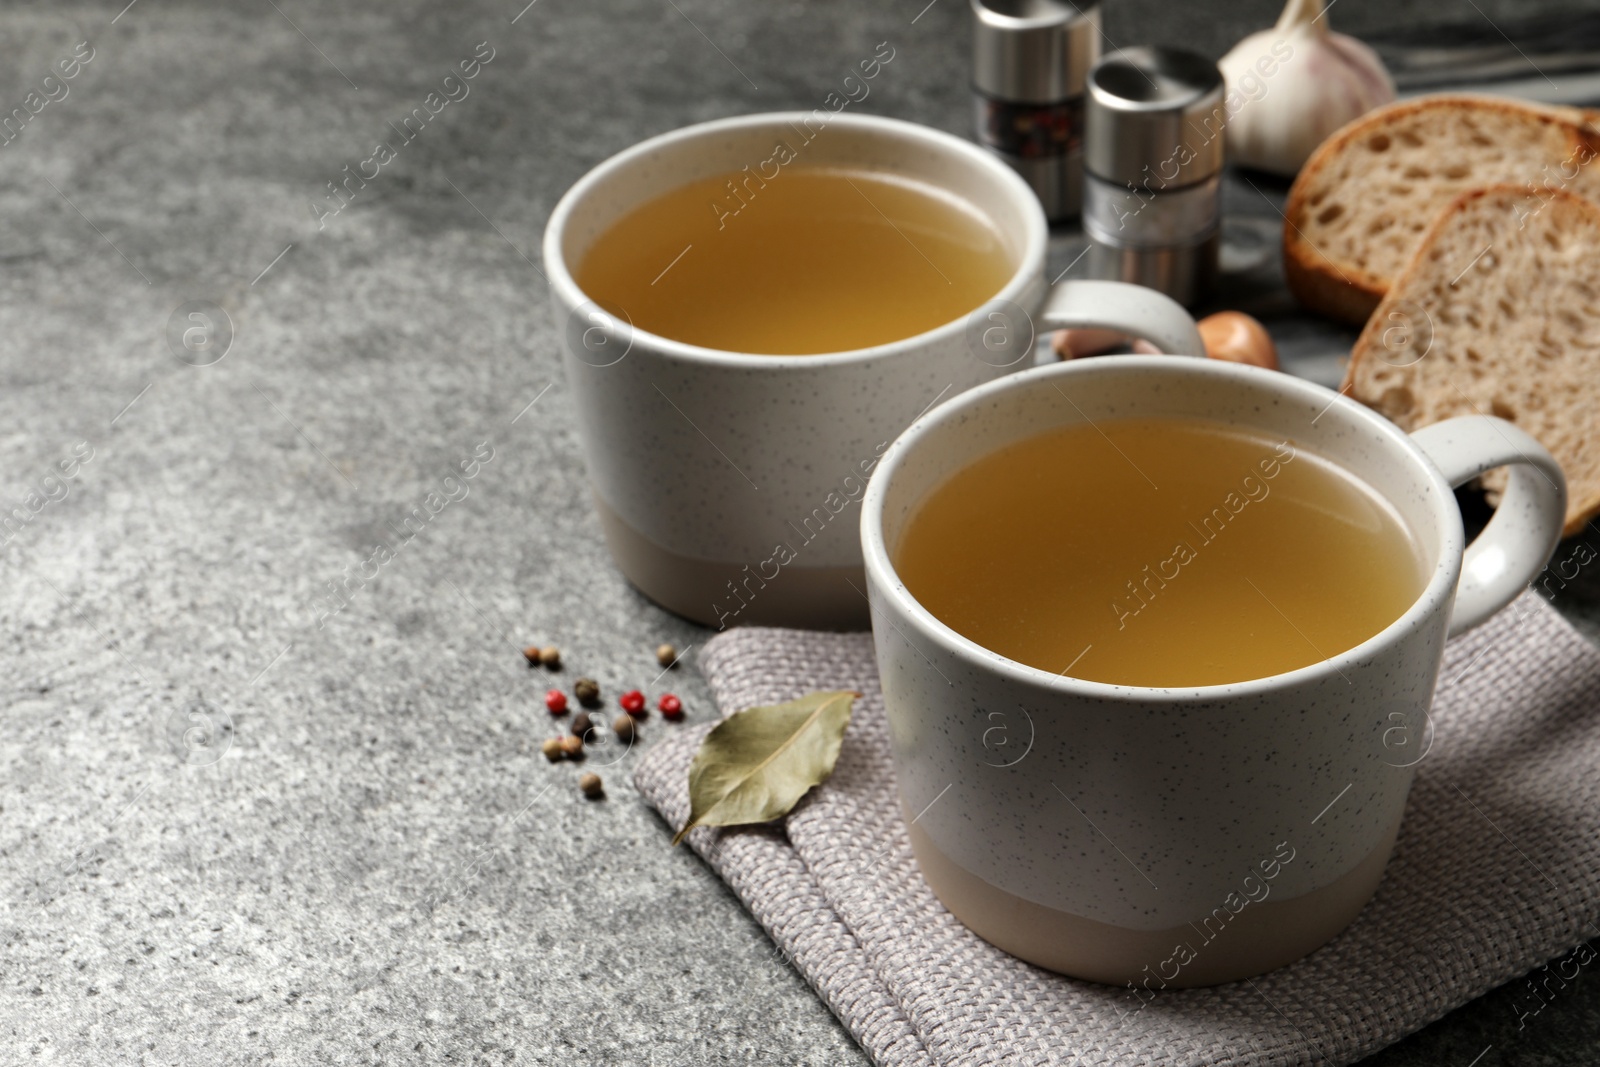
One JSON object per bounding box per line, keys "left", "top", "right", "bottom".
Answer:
{"left": 1410, "top": 416, "right": 1567, "bottom": 638}
{"left": 1039, "top": 280, "right": 1206, "bottom": 357}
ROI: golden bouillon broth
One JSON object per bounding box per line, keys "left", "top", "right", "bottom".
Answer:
{"left": 575, "top": 165, "right": 1013, "bottom": 355}
{"left": 894, "top": 416, "right": 1425, "bottom": 687}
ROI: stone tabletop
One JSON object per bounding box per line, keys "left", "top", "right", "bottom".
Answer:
{"left": 2, "top": 0, "right": 1597, "bottom": 1064}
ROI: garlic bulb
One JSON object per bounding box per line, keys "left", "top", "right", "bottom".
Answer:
{"left": 1218, "top": 0, "right": 1395, "bottom": 176}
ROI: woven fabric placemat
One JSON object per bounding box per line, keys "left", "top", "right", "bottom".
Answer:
{"left": 634, "top": 593, "right": 1600, "bottom": 1067}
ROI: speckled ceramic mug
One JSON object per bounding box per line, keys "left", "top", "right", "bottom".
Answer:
{"left": 861, "top": 356, "right": 1566, "bottom": 986}
{"left": 544, "top": 113, "right": 1203, "bottom": 631}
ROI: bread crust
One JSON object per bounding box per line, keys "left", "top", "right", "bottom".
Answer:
{"left": 1345, "top": 183, "right": 1600, "bottom": 538}
{"left": 1283, "top": 95, "right": 1600, "bottom": 327}
{"left": 1282, "top": 246, "right": 1384, "bottom": 326}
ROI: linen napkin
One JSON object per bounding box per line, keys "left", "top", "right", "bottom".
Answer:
{"left": 634, "top": 593, "right": 1600, "bottom": 1067}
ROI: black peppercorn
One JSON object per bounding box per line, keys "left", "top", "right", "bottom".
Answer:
{"left": 574, "top": 678, "right": 601, "bottom": 707}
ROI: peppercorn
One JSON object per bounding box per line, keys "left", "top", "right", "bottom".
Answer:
{"left": 560, "top": 734, "right": 584, "bottom": 758}
{"left": 545, "top": 689, "right": 568, "bottom": 715}
{"left": 658, "top": 693, "right": 683, "bottom": 719}
{"left": 611, "top": 713, "right": 636, "bottom": 744}
{"left": 620, "top": 689, "right": 646, "bottom": 716}
{"left": 579, "top": 772, "right": 604, "bottom": 799}
{"left": 539, "top": 646, "right": 561, "bottom": 669}
{"left": 522, "top": 646, "right": 542, "bottom": 666}
{"left": 656, "top": 643, "right": 678, "bottom": 668}
{"left": 541, "top": 737, "right": 564, "bottom": 762}
{"left": 571, "top": 710, "right": 594, "bottom": 740}
{"left": 574, "top": 678, "right": 601, "bottom": 707}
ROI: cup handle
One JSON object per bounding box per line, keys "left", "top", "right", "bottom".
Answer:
{"left": 1410, "top": 416, "right": 1567, "bottom": 638}
{"left": 1039, "top": 280, "right": 1206, "bottom": 357}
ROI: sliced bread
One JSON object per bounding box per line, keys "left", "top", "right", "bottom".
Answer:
{"left": 1284, "top": 95, "right": 1600, "bottom": 324}
{"left": 1344, "top": 184, "right": 1600, "bottom": 537}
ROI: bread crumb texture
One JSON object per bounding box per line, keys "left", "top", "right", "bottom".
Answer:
{"left": 1287, "top": 97, "right": 1600, "bottom": 320}
{"left": 1346, "top": 185, "right": 1600, "bottom": 536}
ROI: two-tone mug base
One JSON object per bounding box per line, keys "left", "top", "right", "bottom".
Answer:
{"left": 906, "top": 815, "right": 1400, "bottom": 987}
{"left": 593, "top": 492, "right": 870, "bottom": 631}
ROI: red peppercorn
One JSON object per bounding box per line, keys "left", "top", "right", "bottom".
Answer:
{"left": 658, "top": 693, "right": 683, "bottom": 719}
{"left": 545, "top": 689, "right": 569, "bottom": 715}
{"left": 620, "top": 689, "right": 646, "bottom": 716}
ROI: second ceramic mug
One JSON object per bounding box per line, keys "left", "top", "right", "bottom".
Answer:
{"left": 543, "top": 112, "right": 1204, "bottom": 630}
{"left": 861, "top": 356, "right": 1566, "bottom": 986}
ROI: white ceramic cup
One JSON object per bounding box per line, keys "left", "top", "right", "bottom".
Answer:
{"left": 544, "top": 112, "right": 1204, "bottom": 631}
{"left": 860, "top": 356, "right": 1566, "bottom": 986}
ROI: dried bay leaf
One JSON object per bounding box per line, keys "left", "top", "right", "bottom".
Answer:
{"left": 672, "top": 690, "right": 858, "bottom": 846}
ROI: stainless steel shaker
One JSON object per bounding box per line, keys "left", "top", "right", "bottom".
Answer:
{"left": 970, "top": 0, "right": 1101, "bottom": 221}
{"left": 1082, "top": 46, "right": 1226, "bottom": 306}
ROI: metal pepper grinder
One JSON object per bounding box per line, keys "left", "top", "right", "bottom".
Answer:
{"left": 970, "top": 0, "right": 1101, "bottom": 222}
{"left": 1082, "top": 46, "right": 1226, "bottom": 307}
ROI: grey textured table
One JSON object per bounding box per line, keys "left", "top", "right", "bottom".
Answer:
{"left": 3, "top": 1, "right": 1598, "bottom": 1064}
